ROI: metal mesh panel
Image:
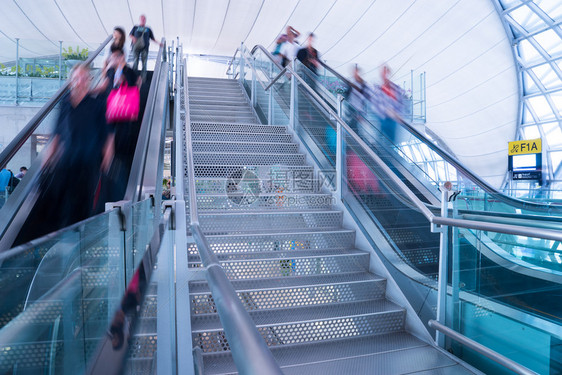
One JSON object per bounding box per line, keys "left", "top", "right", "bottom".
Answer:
{"left": 194, "top": 177, "right": 327, "bottom": 195}
{"left": 191, "top": 132, "right": 292, "bottom": 143}
{"left": 190, "top": 278, "right": 385, "bottom": 314}
{"left": 190, "top": 253, "right": 369, "bottom": 279}
{"left": 191, "top": 122, "right": 287, "bottom": 134}
{"left": 196, "top": 194, "right": 334, "bottom": 212}
{"left": 193, "top": 165, "right": 312, "bottom": 179}
{"left": 192, "top": 141, "right": 298, "bottom": 154}
{"left": 190, "top": 114, "right": 258, "bottom": 124}
{"left": 0, "top": 341, "right": 64, "bottom": 370}
{"left": 193, "top": 152, "right": 305, "bottom": 166}
{"left": 127, "top": 334, "right": 158, "bottom": 359}
{"left": 198, "top": 211, "right": 343, "bottom": 235}
{"left": 188, "top": 231, "right": 355, "bottom": 255}
{"left": 193, "top": 308, "right": 405, "bottom": 353}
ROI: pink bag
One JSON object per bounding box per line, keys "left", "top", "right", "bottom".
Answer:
{"left": 106, "top": 83, "right": 140, "bottom": 123}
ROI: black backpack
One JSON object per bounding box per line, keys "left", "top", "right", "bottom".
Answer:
{"left": 6, "top": 171, "right": 19, "bottom": 194}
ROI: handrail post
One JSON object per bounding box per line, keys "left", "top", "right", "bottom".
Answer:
{"left": 336, "top": 94, "right": 344, "bottom": 200}
{"left": 268, "top": 61, "right": 273, "bottom": 125}
{"left": 15, "top": 38, "right": 19, "bottom": 106}
{"left": 251, "top": 56, "right": 256, "bottom": 108}
{"left": 289, "top": 59, "right": 296, "bottom": 130}
{"left": 436, "top": 184, "right": 450, "bottom": 347}
{"left": 239, "top": 43, "right": 245, "bottom": 86}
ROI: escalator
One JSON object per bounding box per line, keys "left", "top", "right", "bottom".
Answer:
{"left": 239, "top": 44, "right": 562, "bottom": 374}
{"left": 0, "top": 37, "right": 171, "bottom": 374}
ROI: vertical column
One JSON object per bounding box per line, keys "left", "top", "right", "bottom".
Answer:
{"left": 410, "top": 70, "right": 414, "bottom": 122}
{"left": 15, "top": 38, "right": 19, "bottom": 105}
{"left": 59, "top": 41, "right": 63, "bottom": 85}
{"left": 251, "top": 57, "right": 256, "bottom": 109}
{"left": 289, "top": 59, "right": 297, "bottom": 130}
{"left": 336, "top": 95, "right": 344, "bottom": 200}
{"left": 239, "top": 42, "right": 245, "bottom": 86}
{"left": 268, "top": 61, "right": 273, "bottom": 125}
{"left": 436, "top": 184, "right": 450, "bottom": 347}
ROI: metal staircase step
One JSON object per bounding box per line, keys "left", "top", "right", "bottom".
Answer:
{"left": 192, "top": 300, "right": 406, "bottom": 353}
{"left": 191, "top": 122, "right": 287, "bottom": 134}
{"left": 191, "top": 131, "right": 292, "bottom": 143}
{"left": 198, "top": 211, "right": 343, "bottom": 235}
{"left": 194, "top": 177, "right": 330, "bottom": 195}
{"left": 190, "top": 98, "right": 249, "bottom": 106}
{"left": 188, "top": 249, "right": 370, "bottom": 279}
{"left": 190, "top": 271, "right": 386, "bottom": 314}
{"left": 201, "top": 333, "right": 470, "bottom": 375}
{"left": 188, "top": 230, "right": 356, "bottom": 255}
{"left": 190, "top": 109, "right": 255, "bottom": 117}
{"left": 188, "top": 93, "right": 247, "bottom": 101}
{"left": 190, "top": 104, "right": 257, "bottom": 113}
{"left": 190, "top": 114, "right": 258, "bottom": 124}
{"left": 200, "top": 332, "right": 426, "bottom": 374}
{"left": 193, "top": 164, "right": 312, "bottom": 179}
{"left": 188, "top": 77, "right": 238, "bottom": 84}
{"left": 193, "top": 152, "right": 306, "bottom": 166}
{"left": 196, "top": 193, "right": 335, "bottom": 211}
{"left": 193, "top": 141, "right": 298, "bottom": 154}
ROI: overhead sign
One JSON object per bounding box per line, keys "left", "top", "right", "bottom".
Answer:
{"left": 508, "top": 139, "right": 541, "bottom": 155}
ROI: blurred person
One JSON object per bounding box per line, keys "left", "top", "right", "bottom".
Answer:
{"left": 14, "top": 63, "right": 114, "bottom": 245}
{"left": 271, "top": 33, "right": 288, "bottom": 65}
{"left": 279, "top": 26, "right": 300, "bottom": 67}
{"left": 0, "top": 169, "right": 12, "bottom": 191}
{"left": 15, "top": 166, "right": 27, "bottom": 179}
{"left": 130, "top": 15, "right": 163, "bottom": 80}
{"left": 105, "top": 27, "right": 128, "bottom": 66}
{"left": 345, "top": 65, "right": 369, "bottom": 134}
{"left": 100, "top": 49, "right": 141, "bottom": 202}
{"left": 377, "top": 65, "right": 406, "bottom": 143}
{"left": 297, "top": 33, "right": 320, "bottom": 90}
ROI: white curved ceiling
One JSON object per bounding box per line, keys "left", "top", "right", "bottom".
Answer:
{"left": 1, "top": 0, "right": 519, "bottom": 187}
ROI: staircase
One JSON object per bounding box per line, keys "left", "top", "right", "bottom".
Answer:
{"left": 186, "top": 77, "right": 478, "bottom": 374}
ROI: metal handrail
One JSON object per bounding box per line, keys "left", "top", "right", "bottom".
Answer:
{"left": 428, "top": 320, "right": 539, "bottom": 375}
{"left": 0, "top": 35, "right": 113, "bottom": 170}
{"left": 240, "top": 44, "right": 562, "bottom": 243}
{"left": 182, "top": 56, "right": 283, "bottom": 375}
{"left": 124, "top": 39, "right": 166, "bottom": 202}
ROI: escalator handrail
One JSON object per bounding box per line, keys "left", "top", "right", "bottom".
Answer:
{"left": 183, "top": 56, "right": 283, "bottom": 375}
{"left": 316, "top": 55, "right": 562, "bottom": 214}
{"left": 0, "top": 35, "right": 113, "bottom": 170}
{"left": 124, "top": 39, "right": 166, "bottom": 203}
{"left": 241, "top": 44, "right": 562, "bottom": 243}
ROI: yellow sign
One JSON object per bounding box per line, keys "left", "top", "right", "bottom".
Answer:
{"left": 508, "top": 139, "right": 541, "bottom": 155}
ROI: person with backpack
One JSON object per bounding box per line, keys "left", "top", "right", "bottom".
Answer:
{"left": 129, "top": 15, "right": 163, "bottom": 80}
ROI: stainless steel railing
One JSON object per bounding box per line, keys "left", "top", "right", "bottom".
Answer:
{"left": 180, "top": 54, "right": 283, "bottom": 375}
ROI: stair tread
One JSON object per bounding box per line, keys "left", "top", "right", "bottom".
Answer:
{"left": 189, "top": 248, "right": 368, "bottom": 263}
{"left": 201, "top": 333, "right": 430, "bottom": 374}
{"left": 204, "top": 228, "right": 355, "bottom": 239}
{"left": 189, "top": 272, "right": 383, "bottom": 294}
{"left": 191, "top": 299, "right": 404, "bottom": 332}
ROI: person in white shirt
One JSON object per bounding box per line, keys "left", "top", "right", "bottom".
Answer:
{"left": 279, "top": 26, "right": 300, "bottom": 67}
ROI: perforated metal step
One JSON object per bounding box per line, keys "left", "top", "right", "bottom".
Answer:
{"left": 192, "top": 300, "right": 406, "bottom": 353}
{"left": 190, "top": 114, "right": 258, "bottom": 124}
{"left": 191, "top": 122, "right": 287, "bottom": 134}
{"left": 196, "top": 193, "right": 335, "bottom": 212}
{"left": 193, "top": 164, "right": 312, "bottom": 179}
{"left": 193, "top": 141, "right": 298, "bottom": 154}
{"left": 190, "top": 271, "right": 386, "bottom": 314}
{"left": 191, "top": 131, "right": 292, "bottom": 143}
{"left": 198, "top": 211, "right": 343, "bottom": 235}
{"left": 189, "top": 249, "right": 370, "bottom": 279}
{"left": 189, "top": 230, "right": 356, "bottom": 255}
{"left": 194, "top": 177, "right": 329, "bottom": 195}
{"left": 193, "top": 152, "right": 305, "bottom": 166}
